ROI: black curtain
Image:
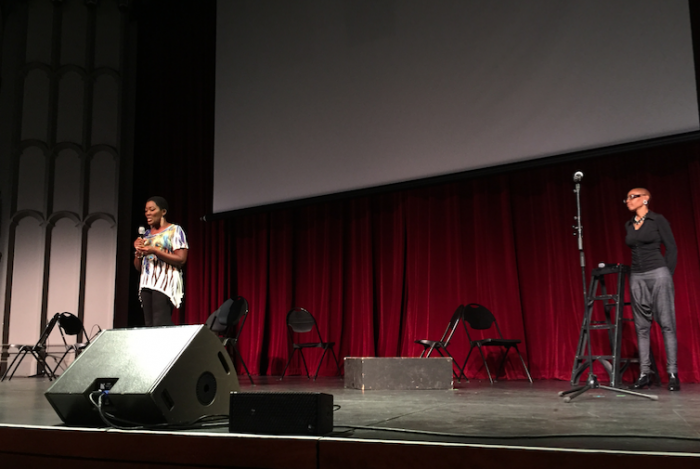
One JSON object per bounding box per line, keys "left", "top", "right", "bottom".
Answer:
{"left": 128, "top": 0, "right": 216, "bottom": 326}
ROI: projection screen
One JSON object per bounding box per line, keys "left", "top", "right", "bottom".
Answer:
{"left": 213, "top": 0, "right": 699, "bottom": 215}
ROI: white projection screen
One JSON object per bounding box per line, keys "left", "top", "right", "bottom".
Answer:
{"left": 213, "top": 0, "right": 699, "bottom": 215}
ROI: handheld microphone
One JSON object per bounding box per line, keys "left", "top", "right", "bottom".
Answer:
{"left": 136, "top": 226, "right": 147, "bottom": 260}
{"left": 573, "top": 171, "right": 584, "bottom": 183}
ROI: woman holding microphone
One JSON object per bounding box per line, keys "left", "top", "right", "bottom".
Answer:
{"left": 133, "top": 196, "right": 188, "bottom": 327}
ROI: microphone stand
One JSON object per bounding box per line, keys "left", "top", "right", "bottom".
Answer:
{"left": 559, "top": 173, "right": 657, "bottom": 402}
{"left": 574, "top": 179, "right": 586, "bottom": 306}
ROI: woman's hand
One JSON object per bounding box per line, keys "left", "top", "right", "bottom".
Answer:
{"left": 136, "top": 244, "right": 155, "bottom": 256}
{"left": 135, "top": 244, "right": 188, "bottom": 268}
{"left": 133, "top": 239, "right": 145, "bottom": 271}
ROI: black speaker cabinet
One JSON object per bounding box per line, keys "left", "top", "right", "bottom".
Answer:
{"left": 229, "top": 392, "right": 333, "bottom": 435}
{"left": 45, "top": 325, "right": 240, "bottom": 426}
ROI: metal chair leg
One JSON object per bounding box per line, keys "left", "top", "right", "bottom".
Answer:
{"left": 460, "top": 346, "right": 476, "bottom": 381}
{"left": 514, "top": 345, "right": 533, "bottom": 383}
{"left": 476, "top": 345, "right": 494, "bottom": 384}
{"left": 299, "top": 349, "right": 311, "bottom": 379}
{"left": 31, "top": 350, "right": 56, "bottom": 380}
{"left": 312, "top": 347, "right": 330, "bottom": 380}
{"left": 280, "top": 348, "right": 297, "bottom": 379}
{"left": 330, "top": 347, "right": 342, "bottom": 375}
{"left": 1, "top": 349, "right": 27, "bottom": 381}
{"left": 443, "top": 349, "right": 466, "bottom": 381}
{"left": 52, "top": 349, "right": 72, "bottom": 376}
{"left": 232, "top": 344, "right": 254, "bottom": 385}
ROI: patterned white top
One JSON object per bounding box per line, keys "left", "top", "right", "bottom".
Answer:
{"left": 138, "top": 224, "right": 189, "bottom": 308}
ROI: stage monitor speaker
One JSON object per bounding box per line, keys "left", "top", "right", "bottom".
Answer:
{"left": 45, "top": 325, "right": 240, "bottom": 426}
{"left": 229, "top": 392, "right": 333, "bottom": 435}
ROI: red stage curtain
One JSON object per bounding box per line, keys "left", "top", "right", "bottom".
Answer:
{"left": 177, "top": 143, "right": 700, "bottom": 382}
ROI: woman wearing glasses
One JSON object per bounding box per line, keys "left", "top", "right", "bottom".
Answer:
{"left": 624, "top": 188, "right": 679, "bottom": 391}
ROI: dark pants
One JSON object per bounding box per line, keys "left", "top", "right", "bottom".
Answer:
{"left": 630, "top": 266, "right": 677, "bottom": 374}
{"left": 140, "top": 288, "right": 174, "bottom": 327}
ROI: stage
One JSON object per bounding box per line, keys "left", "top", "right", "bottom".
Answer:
{"left": 1, "top": 376, "right": 699, "bottom": 468}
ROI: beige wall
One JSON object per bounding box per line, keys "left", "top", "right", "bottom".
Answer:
{"left": 0, "top": 0, "right": 131, "bottom": 376}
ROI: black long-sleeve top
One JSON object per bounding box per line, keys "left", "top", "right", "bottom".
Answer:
{"left": 625, "top": 211, "right": 677, "bottom": 275}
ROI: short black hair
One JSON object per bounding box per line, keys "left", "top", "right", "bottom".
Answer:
{"left": 146, "top": 196, "right": 169, "bottom": 211}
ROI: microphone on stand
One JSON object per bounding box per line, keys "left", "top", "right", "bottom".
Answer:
{"left": 573, "top": 171, "right": 584, "bottom": 183}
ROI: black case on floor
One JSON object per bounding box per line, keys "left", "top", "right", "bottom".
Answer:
{"left": 229, "top": 392, "right": 333, "bottom": 435}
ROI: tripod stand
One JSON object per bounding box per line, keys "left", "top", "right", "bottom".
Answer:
{"left": 558, "top": 172, "right": 657, "bottom": 402}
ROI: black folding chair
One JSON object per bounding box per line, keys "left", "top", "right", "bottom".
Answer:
{"left": 207, "top": 297, "right": 254, "bottom": 385}
{"left": 460, "top": 303, "right": 532, "bottom": 384}
{"left": 52, "top": 312, "right": 97, "bottom": 375}
{"left": 2, "top": 313, "right": 61, "bottom": 381}
{"left": 415, "top": 305, "right": 467, "bottom": 380}
{"left": 280, "top": 308, "right": 341, "bottom": 380}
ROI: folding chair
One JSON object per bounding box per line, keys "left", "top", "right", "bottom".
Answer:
{"left": 280, "top": 308, "right": 341, "bottom": 380}
{"left": 52, "top": 312, "right": 98, "bottom": 375}
{"left": 206, "top": 297, "right": 254, "bottom": 384}
{"left": 461, "top": 303, "right": 532, "bottom": 384}
{"left": 415, "top": 305, "right": 467, "bottom": 379}
{"left": 2, "top": 313, "right": 61, "bottom": 381}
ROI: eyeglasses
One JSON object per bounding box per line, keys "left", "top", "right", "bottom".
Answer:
{"left": 622, "top": 194, "right": 645, "bottom": 203}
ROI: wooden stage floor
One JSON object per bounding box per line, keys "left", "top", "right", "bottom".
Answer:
{"left": 1, "top": 375, "right": 700, "bottom": 468}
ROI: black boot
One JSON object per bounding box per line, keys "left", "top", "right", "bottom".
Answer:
{"left": 668, "top": 373, "right": 680, "bottom": 391}
{"left": 630, "top": 372, "right": 653, "bottom": 390}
